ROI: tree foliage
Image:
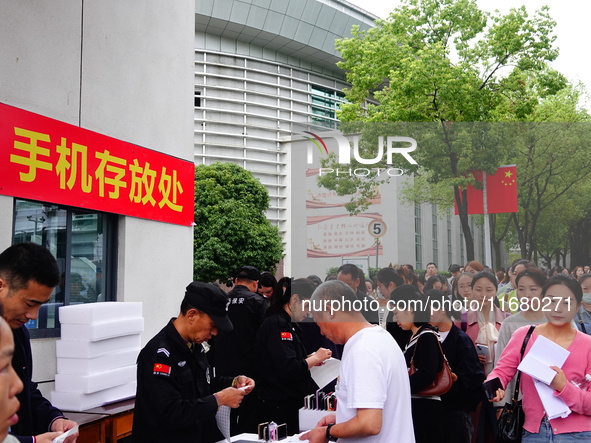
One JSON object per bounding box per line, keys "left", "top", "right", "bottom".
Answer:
{"left": 193, "top": 162, "right": 284, "bottom": 282}
{"left": 318, "top": 0, "right": 587, "bottom": 262}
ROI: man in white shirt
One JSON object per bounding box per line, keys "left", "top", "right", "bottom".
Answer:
{"left": 300, "top": 281, "right": 415, "bottom": 443}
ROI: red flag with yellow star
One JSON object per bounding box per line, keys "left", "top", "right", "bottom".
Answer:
{"left": 454, "top": 166, "right": 518, "bottom": 214}
{"left": 486, "top": 165, "right": 518, "bottom": 213}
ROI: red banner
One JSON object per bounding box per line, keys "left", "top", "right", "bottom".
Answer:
{"left": 0, "top": 103, "right": 194, "bottom": 226}
{"left": 454, "top": 166, "right": 518, "bottom": 215}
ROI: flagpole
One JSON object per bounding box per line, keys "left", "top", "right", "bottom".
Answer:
{"left": 483, "top": 173, "right": 493, "bottom": 268}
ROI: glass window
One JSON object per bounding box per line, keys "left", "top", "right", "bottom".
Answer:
{"left": 447, "top": 215, "right": 452, "bottom": 266}
{"left": 310, "top": 85, "right": 346, "bottom": 129}
{"left": 12, "top": 199, "right": 117, "bottom": 338}
{"left": 415, "top": 203, "right": 422, "bottom": 270}
{"left": 432, "top": 204, "right": 438, "bottom": 265}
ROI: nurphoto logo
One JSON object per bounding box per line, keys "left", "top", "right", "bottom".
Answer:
{"left": 299, "top": 130, "right": 418, "bottom": 177}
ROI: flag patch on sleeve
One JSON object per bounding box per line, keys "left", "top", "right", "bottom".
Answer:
{"left": 280, "top": 332, "right": 293, "bottom": 341}
{"left": 153, "top": 363, "right": 172, "bottom": 376}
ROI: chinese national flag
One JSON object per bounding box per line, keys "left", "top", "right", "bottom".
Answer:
{"left": 454, "top": 166, "right": 518, "bottom": 215}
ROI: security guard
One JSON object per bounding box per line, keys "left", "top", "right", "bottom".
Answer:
{"left": 210, "top": 265, "right": 268, "bottom": 434}
{"left": 255, "top": 278, "right": 332, "bottom": 434}
{"left": 132, "top": 282, "right": 255, "bottom": 443}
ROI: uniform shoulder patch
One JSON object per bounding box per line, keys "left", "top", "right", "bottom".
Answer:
{"left": 157, "top": 347, "right": 170, "bottom": 357}
{"left": 153, "top": 363, "right": 172, "bottom": 376}
{"left": 280, "top": 332, "right": 293, "bottom": 341}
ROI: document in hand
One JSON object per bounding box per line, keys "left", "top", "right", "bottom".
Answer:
{"left": 310, "top": 357, "right": 340, "bottom": 389}
{"left": 517, "top": 335, "right": 570, "bottom": 385}
{"left": 534, "top": 380, "right": 571, "bottom": 419}
{"left": 52, "top": 426, "right": 79, "bottom": 443}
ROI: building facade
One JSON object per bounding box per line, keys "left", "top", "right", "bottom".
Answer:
{"left": 193, "top": 0, "right": 487, "bottom": 278}
{"left": 1, "top": 0, "right": 195, "bottom": 398}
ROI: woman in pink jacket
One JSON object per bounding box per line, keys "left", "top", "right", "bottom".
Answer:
{"left": 487, "top": 274, "right": 591, "bottom": 441}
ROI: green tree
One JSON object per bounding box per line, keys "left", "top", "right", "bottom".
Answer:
{"left": 321, "top": 0, "right": 564, "bottom": 261}
{"left": 193, "top": 162, "right": 284, "bottom": 282}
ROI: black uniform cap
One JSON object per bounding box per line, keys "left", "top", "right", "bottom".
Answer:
{"left": 184, "top": 282, "right": 233, "bottom": 332}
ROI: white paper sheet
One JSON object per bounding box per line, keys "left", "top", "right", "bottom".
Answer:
{"left": 534, "top": 380, "right": 571, "bottom": 419}
{"left": 517, "top": 335, "right": 570, "bottom": 385}
{"left": 52, "top": 426, "right": 79, "bottom": 443}
{"left": 215, "top": 405, "right": 232, "bottom": 442}
{"left": 310, "top": 358, "right": 340, "bottom": 389}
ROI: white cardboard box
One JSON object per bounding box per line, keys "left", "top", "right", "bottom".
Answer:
{"left": 59, "top": 302, "right": 143, "bottom": 324}
{"left": 60, "top": 317, "right": 144, "bottom": 341}
{"left": 299, "top": 408, "right": 330, "bottom": 432}
{"left": 56, "top": 334, "right": 141, "bottom": 359}
{"left": 57, "top": 347, "right": 139, "bottom": 375}
{"left": 55, "top": 365, "right": 136, "bottom": 394}
{"left": 51, "top": 381, "right": 137, "bottom": 411}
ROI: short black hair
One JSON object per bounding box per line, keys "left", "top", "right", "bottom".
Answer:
{"left": 0, "top": 242, "right": 60, "bottom": 291}
{"left": 426, "top": 289, "right": 458, "bottom": 320}
{"left": 448, "top": 264, "right": 461, "bottom": 273}
{"left": 307, "top": 275, "right": 323, "bottom": 287}
{"left": 543, "top": 274, "right": 583, "bottom": 304}
{"left": 424, "top": 274, "right": 447, "bottom": 292}
{"left": 390, "top": 284, "right": 430, "bottom": 325}
{"left": 337, "top": 263, "right": 360, "bottom": 280}
{"left": 471, "top": 270, "right": 498, "bottom": 291}
{"left": 259, "top": 271, "right": 277, "bottom": 288}
{"left": 376, "top": 267, "right": 404, "bottom": 288}
{"left": 515, "top": 266, "right": 546, "bottom": 288}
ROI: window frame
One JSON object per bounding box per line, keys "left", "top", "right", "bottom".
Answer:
{"left": 12, "top": 198, "right": 118, "bottom": 338}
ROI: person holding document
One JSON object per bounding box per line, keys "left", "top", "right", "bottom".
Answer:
{"left": 255, "top": 278, "right": 332, "bottom": 434}
{"left": 487, "top": 274, "right": 591, "bottom": 441}
{"left": 301, "top": 280, "right": 414, "bottom": 443}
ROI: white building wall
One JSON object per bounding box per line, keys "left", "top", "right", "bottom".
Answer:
{"left": 1, "top": 0, "right": 195, "bottom": 396}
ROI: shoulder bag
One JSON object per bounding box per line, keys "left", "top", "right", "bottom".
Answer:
{"left": 497, "top": 325, "right": 536, "bottom": 443}
{"left": 408, "top": 330, "right": 457, "bottom": 396}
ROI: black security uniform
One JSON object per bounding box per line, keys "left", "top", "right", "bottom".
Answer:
{"left": 255, "top": 309, "right": 314, "bottom": 434}
{"left": 440, "top": 324, "right": 485, "bottom": 443}
{"left": 210, "top": 284, "right": 268, "bottom": 434}
{"left": 212, "top": 284, "right": 268, "bottom": 377}
{"left": 132, "top": 319, "right": 233, "bottom": 443}
{"left": 11, "top": 326, "right": 64, "bottom": 443}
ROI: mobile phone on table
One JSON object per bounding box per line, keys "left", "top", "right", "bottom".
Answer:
{"left": 258, "top": 422, "right": 268, "bottom": 440}
{"left": 277, "top": 423, "right": 288, "bottom": 440}
{"left": 482, "top": 377, "right": 503, "bottom": 400}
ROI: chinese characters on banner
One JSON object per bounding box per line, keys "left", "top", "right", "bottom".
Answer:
{"left": 306, "top": 168, "right": 383, "bottom": 258}
{"left": 0, "top": 103, "right": 194, "bottom": 226}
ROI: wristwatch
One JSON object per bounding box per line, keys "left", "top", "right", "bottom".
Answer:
{"left": 326, "top": 423, "right": 338, "bottom": 442}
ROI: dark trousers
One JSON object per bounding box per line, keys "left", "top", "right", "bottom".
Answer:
{"left": 444, "top": 409, "right": 474, "bottom": 443}
{"left": 230, "top": 392, "right": 258, "bottom": 435}
{"left": 411, "top": 397, "right": 445, "bottom": 443}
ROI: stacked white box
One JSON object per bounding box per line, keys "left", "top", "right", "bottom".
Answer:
{"left": 50, "top": 302, "right": 143, "bottom": 411}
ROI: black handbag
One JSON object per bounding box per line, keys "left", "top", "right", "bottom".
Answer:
{"left": 496, "top": 325, "right": 535, "bottom": 443}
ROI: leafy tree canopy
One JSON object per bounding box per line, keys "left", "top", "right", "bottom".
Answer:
{"left": 193, "top": 162, "right": 284, "bottom": 282}
{"left": 318, "top": 0, "right": 589, "bottom": 261}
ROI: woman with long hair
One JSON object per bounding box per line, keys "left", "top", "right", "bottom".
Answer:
{"left": 463, "top": 271, "right": 508, "bottom": 442}
{"left": 255, "top": 278, "right": 332, "bottom": 434}
{"left": 572, "top": 266, "right": 585, "bottom": 279}
{"left": 488, "top": 275, "right": 591, "bottom": 441}
{"left": 429, "top": 289, "right": 485, "bottom": 443}
{"left": 494, "top": 266, "right": 547, "bottom": 408}
{"left": 576, "top": 273, "right": 591, "bottom": 335}
{"left": 393, "top": 285, "right": 444, "bottom": 443}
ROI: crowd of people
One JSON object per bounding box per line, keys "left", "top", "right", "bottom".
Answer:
{"left": 130, "top": 259, "right": 591, "bottom": 443}
{"left": 1, "top": 241, "right": 591, "bottom": 442}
